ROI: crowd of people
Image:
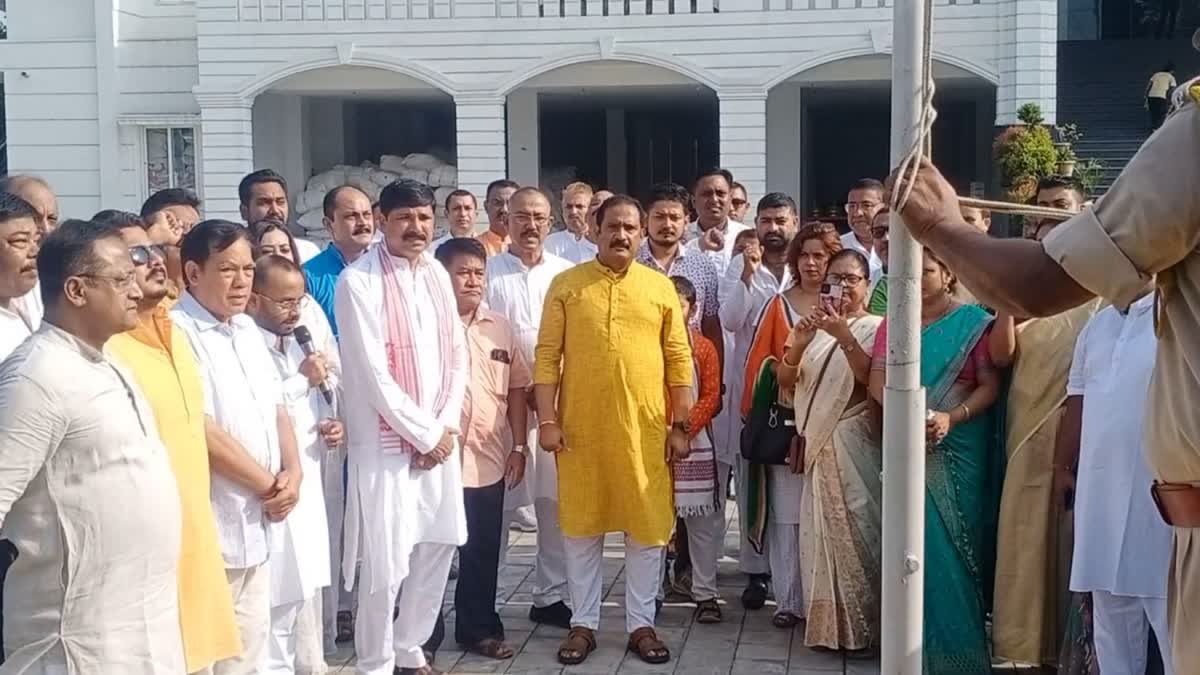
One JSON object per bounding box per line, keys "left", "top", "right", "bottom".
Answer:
{"left": 0, "top": 156, "right": 1180, "bottom": 675}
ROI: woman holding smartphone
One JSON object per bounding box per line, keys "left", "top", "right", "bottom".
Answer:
{"left": 738, "top": 222, "right": 840, "bottom": 629}
{"left": 867, "top": 249, "right": 1000, "bottom": 674}
{"left": 776, "top": 249, "right": 883, "bottom": 654}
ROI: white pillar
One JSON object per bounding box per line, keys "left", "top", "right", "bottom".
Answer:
{"left": 766, "top": 84, "right": 802, "bottom": 203}
{"left": 252, "top": 94, "right": 307, "bottom": 201}
{"left": 718, "top": 87, "right": 767, "bottom": 206}
{"left": 997, "top": 0, "right": 1057, "bottom": 125}
{"left": 605, "top": 108, "right": 627, "bottom": 193}
{"left": 457, "top": 93, "right": 508, "bottom": 207}
{"left": 505, "top": 89, "right": 539, "bottom": 187}
{"left": 94, "top": 0, "right": 120, "bottom": 206}
{"left": 194, "top": 93, "right": 255, "bottom": 221}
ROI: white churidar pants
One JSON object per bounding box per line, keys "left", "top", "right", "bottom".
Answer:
{"left": 1092, "top": 590, "right": 1174, "bottom": 675}
{"left": 501, "top": 498, "right": 569, "bottom": 609}
{"left": 266, "top": 596, "right": 327, "bottom": 674}
{"left": 354, "top": 542, "right": 455, "bottom": 675}
{"left": 565, "top": 533, "right": 662, "bottom": 634}
{"left": 198, "top": 564, "right": 271, "bottom": 675}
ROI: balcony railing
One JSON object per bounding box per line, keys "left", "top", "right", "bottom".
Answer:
{"left": 217, "top": 0, "right": 978, "bottom": 21}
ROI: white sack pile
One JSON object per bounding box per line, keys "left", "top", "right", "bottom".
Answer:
{"left": 294, "top": 153, "right": 460, "bottom": 242}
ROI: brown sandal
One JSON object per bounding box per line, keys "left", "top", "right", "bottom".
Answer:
{"left": 695, "top": 599, "right": 722, "bottom": 624}
{"left": 558, "top": 626, "right": 596, "bottom": 665}
{"left": 467, "top": 638, "right": 514, "bottom": 660}
{"left": 772, "top": 612, "right": 801, "bottom": 629}
{"left": 627, "top": 626, "right": 670, "bottom": 664}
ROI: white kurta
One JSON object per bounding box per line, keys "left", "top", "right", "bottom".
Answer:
{"left": 0, "top": 324, "right": 184, "bottom": 674}
{"left": 714, "top": 252, "right": 793, "bottom": 463}
{"left": 334, "top": 249, "right": 468, "bottom": 594}
{"left": 544, "top": 230, "right": 598, "bottom": 266}
{"left": 839, "top": 231, "right": 884, "bottom": 281}
{"left": 261, "top": 298, "right": 338, "bottom": 607}
{"left": 1068, "top": 294, "right": 1173, "bottom": 598}
{"left": 485, "top": 250, "right": 573, "bottom": 504}
{"left": 685, "top": 218, "right": 752, "bottom": 277}
{"left": 0, "top": 300, "right": 36, "bottom": 363}
{"left": 171, "top": 291, "right": 284, "bottom": 569}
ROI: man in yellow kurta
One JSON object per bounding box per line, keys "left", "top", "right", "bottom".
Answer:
{"left": 106, "top": 218, "right": 242, "bottom": 673}
{"left": 534, "top": 194, "right": 693, "bottom": 668}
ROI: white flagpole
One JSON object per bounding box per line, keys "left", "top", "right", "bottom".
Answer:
{"left": 882, "top": 0, "right": 927, "bottom": 671}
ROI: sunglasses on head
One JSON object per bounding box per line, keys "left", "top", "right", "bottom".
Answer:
{"left": 129, "top": 244, "right": 167, "bottom": 266}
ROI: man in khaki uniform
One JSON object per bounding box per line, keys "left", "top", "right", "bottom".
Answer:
{"left": 887, "top": 70, "right": 1200, "bottom": 671}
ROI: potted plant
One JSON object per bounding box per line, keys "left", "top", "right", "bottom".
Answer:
{"left": 1074, "top": 158, "right": 1106, "bottom": 196}
{"left": 993, "top": 103, "right": 1057, "bottom": 203}
{"left": 1055, "top": 123, "right": 1081, "bottom": 177}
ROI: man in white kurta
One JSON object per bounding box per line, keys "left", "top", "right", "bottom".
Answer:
{"left": 0, "top": 224, "right": 184, "bottom": 674}
{"left": 544, "top": 182, "right": 598, "bottom": 265}
{"left": 716, "top": 194, "right": 798, "bottom": 608}
{"left": 335, "top": 178, "right": 468, "bottom": 675}
{"left": 1066, "top": 291, "right": 1175, "bottom": 674}
{"left": 485, "top": 187, "right": 576, "bottom": 629}
{"left": 249, "top": 255, "right": 341, "bottom": 675}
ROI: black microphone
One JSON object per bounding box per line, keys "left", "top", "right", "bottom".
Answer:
{"left": 293, "top": 325, "right": 334, "bottom": 406}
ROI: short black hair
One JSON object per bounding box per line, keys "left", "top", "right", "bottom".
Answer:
{"left": 252, "top": 253, "right": 303, "bottom": 293}
{"left": 0, "top": 192, "right": 38, "bottom": 226}
{"left": 141, "top": 187, "right": 201, "bottom": 220}
{"left": 238, "top": 169, "right": 288, "bottom": 207}
{"left": 37, "top": 219, "right": 123, "bottom": 308}
{"left": 379, "top": 179, "right": 436, "bottom": 216}
{"left": 827, "top": 248, "right": 870, "bottom": 280}
{"left": 248, "top": 218, "right": 302, "bottom": 266}
{"left": 91, "top": 209, "right": 145, "bottom": 230}
{"left": 849, "top": 178, "right": 885, "bottom": 193}
{"left": 692, "top": 168, "right": 734, "bottom": 191}
{"left": 435, "top": 236, "right": 487, "bottom": 269}
{"left": 756, "top": 192, "right": 797, "bottom": 215}
{"left": 485, "top": 179, "right": 520, "bottom": 200}
{"left": 1036, "top": 175, "right": 1087, "bottom": 202}
{"left": 445, "top": 189, "right": 477, "bottom": 210}
{"left": 670, "top": 275, "right": 697, "bottom": 306}
{"left": 595, "top": 194, "right": 645, "bottom": 226}
{"left": 731, "top": 181, "right": 747, "bottom": 195}
{"left": 734, "top": 229, "right": 758, "bottom": 245}
{"left": 643, "top": 183, "right": 691, "bottom": 212}
{"left": 181, "top": 219, "right": 252, "bottom": 269}
{"left": 322, "top": 185, "right": 370, "bottom": 219}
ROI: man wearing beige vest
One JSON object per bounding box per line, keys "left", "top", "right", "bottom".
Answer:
{"left": 887, "top": 66, "right": 1200, "bottom": 671}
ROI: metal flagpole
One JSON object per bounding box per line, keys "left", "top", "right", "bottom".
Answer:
{"left": 882, "top": 0, "right": 927, "bottom": 671}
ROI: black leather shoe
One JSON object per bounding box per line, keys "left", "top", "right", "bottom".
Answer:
{"left": 741, "top": 574, "right": 769, "bottom": 610}
{"left": 528, "top": 600, "right": 573, "bottom": 629}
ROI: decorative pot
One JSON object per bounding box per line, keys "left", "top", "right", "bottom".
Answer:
{"left": 1057, "top": 160, "right": 1077, "bottom": 177}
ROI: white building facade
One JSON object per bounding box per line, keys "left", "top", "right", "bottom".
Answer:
{"left": 0, "top": 0, "right": 1057, "bottom": 221}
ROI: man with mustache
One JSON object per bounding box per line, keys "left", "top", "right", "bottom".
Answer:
{"left": 432, "top": 190, "right": 479, "bottom": 252}
{"left": 478, "top": 179, "right": 519, "bottom": 257}
{"left": 841, "top": 178, "right": 885, "bottom": 280}
{"left": 485, "top": 187, "right": 575, "bottom": 629}
{"left": 717, "top": 192, "right": 800, "bottom": 609}
{"left": 1, "top": 175, "right": 59, "bottom": 328}
{"left": 335, "top": 179, "right": 469, "bottom": 675}
{"left": 303, "top": 185, "right": 376, "bottom": 339}
{"left": 0, "top": 193, "right": 41, "bottom": 359}
{"left": 0, "top": 220, "right": 185, "bottom": 673}
{"left": 686, "top": 168, "right": 750, "bottom": 276}
{"left": 730, "top": 182, "right": 751, "bottom": 224}
{"left": 107, "top": 218, "right": 241, "bottom": 674}
{"left": 239, "top": 169, "right": 322, "bottom": 263}
{"left": 171, "top": 220, "right": 303, "bottom": 675}
{"left": 248, "top": 254, "right": 343, "bottom": 674}
{"left": 545, "top": 182, "right": 598, "bottom": 264}
{"left": 535, "top": 194, "right": 693, "bottom": 666}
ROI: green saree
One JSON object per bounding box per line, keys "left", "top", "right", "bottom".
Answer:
{"left": 920, "top": 304, "right": 995, "bottom": 675}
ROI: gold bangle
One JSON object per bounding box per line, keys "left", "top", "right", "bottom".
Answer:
{"left": 538, "top": 419, "right": 558, "bottom": 428}
{"left": 780, "top": 353, "right": 801, "bottom": 369}
{"left": 957, "top": 403, "right": 971, "bottom": 420}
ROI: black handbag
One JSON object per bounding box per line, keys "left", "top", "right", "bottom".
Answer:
{"left": 740, "top": 346, "right": 838, "bottom": 467}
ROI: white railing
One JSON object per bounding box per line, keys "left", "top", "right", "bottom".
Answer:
{"left": 223, "top": 0, "right": 977, "bottom": 20}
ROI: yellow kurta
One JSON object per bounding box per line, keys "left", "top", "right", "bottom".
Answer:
{"left": 107, "top": 305, "right": 242, "bottom": 672}
{"left": 534, "top": 260, "right": 692, "bottom": 546}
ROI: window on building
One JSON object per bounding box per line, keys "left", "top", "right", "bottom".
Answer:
{"left": 146, "top": 127, "right": 197, "bottom": 194}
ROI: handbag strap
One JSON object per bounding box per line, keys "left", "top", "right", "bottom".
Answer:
{"left": 797, "top": 319, "right": 860, "bottom": 435}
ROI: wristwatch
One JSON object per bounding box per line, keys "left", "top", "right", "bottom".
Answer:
{"left": 513, "top": 444, "right": 531, "bottom": 458}
{"left": 671, "top": 421, "right": 691, "bottom": 434}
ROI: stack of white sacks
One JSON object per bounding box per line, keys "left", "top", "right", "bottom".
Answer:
{"left": 294, "top": 153, "right": 459, "bottom": 244}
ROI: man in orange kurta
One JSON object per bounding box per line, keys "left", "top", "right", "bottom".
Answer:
{"left": 534, "top": 195, "right": 693, "bottom": 667}
{"left": 107, "top": 219, "right": 241, "bottom": 673}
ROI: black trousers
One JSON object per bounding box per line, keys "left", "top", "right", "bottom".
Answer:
{"left": 0, "top": 539, "right": 16, "bottom": 664}
{"left": 425, "top": 479, "right": 506, "bottom": 653}
{"left": 1149, "top": 97, "right": 1169, "bottom": 130}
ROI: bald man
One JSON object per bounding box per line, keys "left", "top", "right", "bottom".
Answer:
{"left": 0, "top": 175, "right": 59, "bottom": 237}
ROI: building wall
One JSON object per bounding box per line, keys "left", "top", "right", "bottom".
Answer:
{"left": 0, "top": 0, "right": 1052, "bottom": 219}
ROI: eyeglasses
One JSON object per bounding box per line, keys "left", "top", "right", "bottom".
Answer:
{"left": 826, "top": 273, "right": 865, "bottom": 286}
{"left": 129, "top": 244, "right": 167, "bottom": 266}
{"left": 510, "top": 212, "right": 550, "bottom": 227}
{"left": 730, "top": 199, "right": 748, "bottom": 209}
{"left": 845, "top": 201, "right": 882, "bottom": 214}
{"left": 80, "top": 272, "right": 137, "bottom": 291}
{"left": 870, "top": 226, "right": 889, "bottom": 239}
{"left": 254, "top": 292, "right": 306, "bottom": 313}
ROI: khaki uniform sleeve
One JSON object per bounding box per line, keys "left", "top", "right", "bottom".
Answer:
{"left": 1042, "top": 103, "right": 1200, "bottom": 310}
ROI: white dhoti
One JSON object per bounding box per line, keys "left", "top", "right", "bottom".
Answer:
{"left": 565, "top": 534, "right": 662, "bottom": 634}
{"left": 267, "top": 596, "right": 326, "bottom": 675}
{"left": 202, "top": 564, "right": 271, "bottom": 675}
{"left": 766, "top": 465, "right": 804, "bottom": 617}
{"left": 1092, "top": 591, "right": 1173, "bottom": 675}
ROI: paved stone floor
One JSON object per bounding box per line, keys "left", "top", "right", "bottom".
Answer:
{"left": 324, "top": 504, "right": 1028, "bottom": 674}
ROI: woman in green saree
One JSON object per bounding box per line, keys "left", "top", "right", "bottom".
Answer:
{"left": 868, "top": 249, "right": 1001, "bottom": 674}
